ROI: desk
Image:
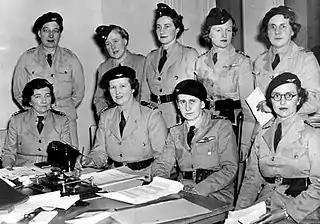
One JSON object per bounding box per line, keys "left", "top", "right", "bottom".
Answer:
{"left": 16, "top": 168, "right": 233, "bottom": 224}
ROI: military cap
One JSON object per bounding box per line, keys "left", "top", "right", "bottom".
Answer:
{"left": 266, "top": 72, "right": 301, "bottom": 100}
{"left": 174, "top": 80, "right": 207, "bottom": 102}
{"left": 33, "top": 12, "right": 63, "bottom": 34}
{"left": 100, "top": 66, "right": 136, "bottom": 89}
{"left": 156, "top": 3, "right": 179, "bottom": 20}
{"left": 263, "top": 6, "right": 295, "bottom": 27}
{"left": 95, "top": 24, "right": 118, "bottom": 41}
{"left": 204, "top": 8, "right": 235, "bottom": 27}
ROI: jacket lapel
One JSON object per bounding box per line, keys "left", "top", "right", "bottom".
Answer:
{"left": 192, "top": 111, "right": 212, "bottom": 144}
{"left": 109, "top": 108, "right": 121, "bottom": 141}
{"left": 160, "top": 42, "right": 182, "bottom": 75}
{"left": 41, "top": 111, "right": 54, "bottom": 137}
{"left": 25, "top": 109, "right": 41, "bottom": 138}
{"left": 151, "top": 49, "right": 161, "bottom": 75}
{"left": 122, "top": 101, "right": 139, "bottom": 140}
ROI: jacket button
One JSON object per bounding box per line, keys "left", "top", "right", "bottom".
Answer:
{"left": 158, "top": 77, "right": 161, "bottom": 81}
{"left": 174, "top": 76, "right": 178, "bottom": 80}
{"left": 51, "top": 74, "right": 54, "bottom": 77}
{"left": 159, "top": 89, "right": 162, "bottom": 93}
{"left": 120, "top": 154, "right": 123, "bottom": 157}
{"left": 294, "top": 155, "right": 298, "bottom": 159}
{"left": 271, "top": 157, "right": 274, "bottom": 161}
{"left": 272, "top": 186, "right": 276, "bottom": 190}
{"left": 39, "top": 140, "right": 41, "bottom": 143}
{"left": 38, "top": 148, "right": 41, "bottom": 151}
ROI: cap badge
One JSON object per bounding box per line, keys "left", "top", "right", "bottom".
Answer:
{"left": 287, "top": 78, "right": 295, "bottom": 83}
{"left": 116, "top": 73, "right": 123, "bottom": 77}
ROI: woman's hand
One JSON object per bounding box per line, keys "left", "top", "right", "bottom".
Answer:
{"left": 81, "top": 157, "right": 97, "bottom": 168}
{"left": 250, "top": 208, "right": 288, "bottom": 224}
{"left": 256, "top": 100, "right": 272, "bottom": 113}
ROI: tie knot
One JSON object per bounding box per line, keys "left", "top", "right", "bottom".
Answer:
{"left": 163, "top": 50, "right": 167, "bottom": 57}
{"left": 189, "top": 126, "right": 196, "bottom": 132}
{"left": 212, "top": 52, "right": 218, "bottom": 64}
{"left": 38, "top": 116, "right": 44, "bottom": 122}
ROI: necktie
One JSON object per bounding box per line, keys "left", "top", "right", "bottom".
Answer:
{"left": 47, "top": 54, "right": 52, "bottom": 67}
{"left": 271, "top": 53, "right": 280, "bottom": 70}
{"left": 212, "top": 52, "right": 218, "bottom": 64}
{"left": 158, "top": 49, "right": 167, "bottom": 72}
{"left": 119, "top": 112, "right": 126, "bottom": 137}
{"left": 187, "top": 126, "right": 196, "bottom": 147}
{"left": 37, "top": 116, "right": 44, "bottom": 134}
{"left": 274, "top": 123, "right": 282, "bottom": 151}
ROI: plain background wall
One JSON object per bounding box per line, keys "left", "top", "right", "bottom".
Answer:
{"left": 0, "top": 0, "right": 286, "bottom": 154}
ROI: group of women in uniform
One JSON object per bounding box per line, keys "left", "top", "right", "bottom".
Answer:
{"left": 3, "top": 2, "right": 320, "bottom": 223}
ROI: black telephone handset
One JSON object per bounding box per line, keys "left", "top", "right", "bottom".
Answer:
{"left": 46, "top": 141, "right": 80, "bottom": 171}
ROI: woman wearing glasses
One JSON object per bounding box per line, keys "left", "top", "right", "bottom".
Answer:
{"left": 255, "top": 6, "right": 320, "bottom": 125}
{"left": 236, "top": 72, "right": 320, "bottom": 223}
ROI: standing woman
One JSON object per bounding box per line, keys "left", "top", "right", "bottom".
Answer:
{"left": 195, "top": 8, "right": 255, "bottom": 163}
{"left": 3, "top": 78, "right": 71, "bottom": 167}
{"left": 255, "top": 6, "right": 320, "bottom": 125}
{"left": 236, "top": 73, "right": 320, "bottom": 223}
{"left": 141, "top": 3, "right": 198, "bottom": 128}
{"left": 84, "top": 66, "right": 167, "bottom": 172}
{"left": 93, "top": 25, "right": 145, "bottom": 116}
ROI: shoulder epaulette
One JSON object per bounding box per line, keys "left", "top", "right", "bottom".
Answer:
{"left": 141, "top": 101, "right": 158, "bottom": 110}
{"left": 150, "top": 49, "right": 157, "bottom": 53}
{"left": 50, "top": 109, "right": 67, "bottom": 116}
{"left": 304, "top": 120, "right": 315, "bottom": 128}
{"left": 236, "top": 49, "right": 250, "bottom": 58}
{"left": 12, "top": 109, "right": 27, "bottom": 116}
{"left": 198, "top": 50, "right": 209, "bottom": 58}
{"left": 26, "top": 47, "right": 36, "bottom": 53}
{"left": 211, "top": 114, "right": 228, "bottom": 120}
{"left": 100, "top": 107, "right": 110, "bottom": 114}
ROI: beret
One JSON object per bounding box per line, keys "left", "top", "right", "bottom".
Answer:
{"left": 33, "top": 12, "right": 63, "bottom": 34}
{"left": 100, "top": 66, "right": 136, "bottom": 89}
{"left": 204, "top": 8, "right": 235, "bottom": 27}
{"left": 266, "top": 72, "right": 301, "bottom": 99}
{"left": 174, "top": 80, "right": 207, "bottom": 102}
{"left": 95, "top": 24, "right": 118, "bottom": 41}
{"left": 156, "top": 3, "right": 179, "bottom": 20}
{"left": 263, "top": 6, "right": 295, "bottom": 26}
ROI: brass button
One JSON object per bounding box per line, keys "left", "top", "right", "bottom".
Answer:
{"left": 271, "top": 157, "right": 274, "bottom": 161}
{"left": 38, "top": 148, "right": 41, "bottom": 151}
{"left": 39, "top": 140, "right": 41, "bottom": 143}
{"left": 294, "top": 155, "right": 298, "bottom": 159}
{"left": 159, "top": 89, "right": 162, "bottom": 93}
{"left": 158, "top": 77, "right": 161, "bottom": 81}
{"left": 174, "top": 76, "right": 178, "bottom": 80}
{"left": 51, "top": 74, "right": 54, "bottom": 77}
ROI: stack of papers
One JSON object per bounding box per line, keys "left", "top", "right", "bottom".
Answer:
{"left": 111, "top": 199, "right": 210, "bottom": 224}
{"left": 66, "top": 211, "right": 112, "bottom": 224}
{"left": 0, "top": 166, "right": 49, "bottom": 180}
{"left": 98, "top": 177, "right": 183, "bottom": 204}
{"left": 0, "top": 191, "right": 79, "bottom": 223}
{"left": 80, "top": 167, "right": 142, "bottom": 186}
{"left": 225, "top": 201, "right": 266, "bottom": 224}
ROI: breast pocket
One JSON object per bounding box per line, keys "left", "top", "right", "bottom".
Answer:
{"left": 220, "top": 68, "right": 238, "bottom": 93}
{"left": 292, "top": 146, "right": 310, "bottom": 172}
{"left": 53, "top": 66, "right": 73, "bottom": 97}
{"left": 55, "top": 66, "right": 72, "bottom": 82}
{"left": 26, "top": 64, "right": 44, "bottom": 79}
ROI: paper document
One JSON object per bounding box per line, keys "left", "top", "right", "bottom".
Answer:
{"left": 0, "top": 191, "right": 79, "bottom": 223}
{"left": 66, "top": 211, "right": 112, "bottom": 224}
{"left": 246, "top": 87, "right": 274, "bottom": 126}
{"left": 111, "top": 198, "right": 210, "bottom": 224}
{"left": 225, "top": 201, "right": 266, "bottom": 224}
{"left": 0, "top": 166, "right": 49, "bottom": 180}
{"left": 98, "top": 177, "right": 183, "bottom": 204}
{"left": 80, "top": 167, "right": 142, "bottom": 186}
{"left": 30, "top": 211, "right": 58, "bottom": 224}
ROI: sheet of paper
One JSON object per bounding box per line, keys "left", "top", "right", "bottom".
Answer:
{"left": 0, "top": 166, "right": 49, "bottom": 180}
{"left": 98, "top": 177, "right": 183, "bottom": 204}
{"left": 80, "top": 167, "right": 142, "bottom": 186}
{"left": 30, "top": 211, "right": 58, "bottom": 224}
{"left": 0, "top": 191, "right": 79, "bottom": 223}
{"left": 65, "top": 211, "right": 112, "bottom": 224}
{"left": 111, "top": 198, "right": 210, "bottom": 224}
{"left": 225, "top": 201, "right": 266, "bottom": 224}
{"left": 246, "top": 87, "right": 274, "bottom": 126}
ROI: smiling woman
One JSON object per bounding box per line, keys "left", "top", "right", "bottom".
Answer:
{"left": 2, "top": 78, "right": 71, "bottom": 167}
{"left": 83, "top": 66, "right": 167, "bottom": 174}
{"left": 140, "top": 3, "right": 198, "bottom": 129}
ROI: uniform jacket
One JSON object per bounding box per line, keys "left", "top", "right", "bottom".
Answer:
{"left": 195, "top": 45, "right": 256, "bottom": 157}
{"left": 2, "top": 108, "right": 71, "bottom": 167}
{"left": 88, "top": 100, "right": 168, "bottom": 169}
{"left": 12, "top": 45, "right": 85, "bottom": 119}
{"left": 236, "top": 114, "right": 320, "bottom": 223}
{"left": 153, "top": 110, "right": 238, "bottom": 204}
{"left": 140, "top": 41, "right": 198, "bottom": 128}
{"left": 93, "top": 50, "right": 145, "bottom": 115}
{"left": 254, "top": 41, "right": 320, "bottom": 120}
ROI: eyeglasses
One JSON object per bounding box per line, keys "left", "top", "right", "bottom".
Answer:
{"left": 271, "top": 92, "right": 297, "bottom": 101}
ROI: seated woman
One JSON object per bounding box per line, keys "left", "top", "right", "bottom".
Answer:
{"left": 152, "top": 80, "right": 238, "bottom": 204}
{"left": 236, "top": 72, "right": 320, "bottom": 223}
{"left": 2, "top": 78, "right": 71, "bottom": 167}
{"left": 84, "top": 66, "right": 167, "bottom": 172}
